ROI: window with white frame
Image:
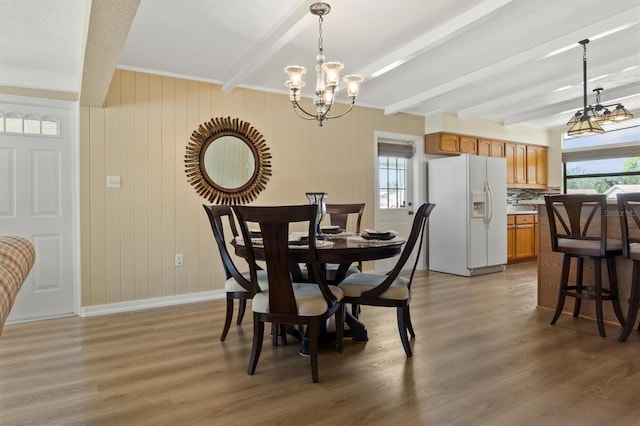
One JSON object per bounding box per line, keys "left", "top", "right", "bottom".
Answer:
{"left": 563, "top": 124, "right": 640, "bottom": 198}
{"left": 0, "top": 111, "right": 59, "bottom": 136}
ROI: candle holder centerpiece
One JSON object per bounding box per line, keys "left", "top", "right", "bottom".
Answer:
{"left": 306, "top": 192, "right": 328, "bottom": 239}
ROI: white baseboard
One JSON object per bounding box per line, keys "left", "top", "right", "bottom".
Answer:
{"left": 80, "top": 290, "right": 226, "bottom": 317}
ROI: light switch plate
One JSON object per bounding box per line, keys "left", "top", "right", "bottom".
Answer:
{"left": 107, "top": 176, "right": 121, "bottom": 188}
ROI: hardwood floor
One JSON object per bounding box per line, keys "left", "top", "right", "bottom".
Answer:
{"left": 1, "top": 262, "right": 639, "bottom": 425}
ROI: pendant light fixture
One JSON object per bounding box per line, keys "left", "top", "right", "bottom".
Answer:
{"left": 284, "top": 2, "right": 363, "bottom": 126}
{"left": 567, "top": 39, "right": 633, "bottom": 137}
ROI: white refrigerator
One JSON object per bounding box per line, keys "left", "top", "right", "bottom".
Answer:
{"left": 428, "top": 154, "right": 507, "bottom": 276}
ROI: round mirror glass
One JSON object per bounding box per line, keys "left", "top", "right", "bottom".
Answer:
{"left": 202, "top": 135, "right": 256, "bottom": 190}
{"left": 185, "top": 117, "right": 271, "bottom": 205}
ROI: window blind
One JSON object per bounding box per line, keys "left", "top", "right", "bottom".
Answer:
{"left": 562, "top": 143, "right": 640, "bottom": 163}
{"left": 377, "top": 141, "right": 415, "bottom": 158}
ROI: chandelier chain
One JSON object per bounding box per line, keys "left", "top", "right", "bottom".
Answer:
{"left": 317, "top": 15, "right": 324, "bottom": 53}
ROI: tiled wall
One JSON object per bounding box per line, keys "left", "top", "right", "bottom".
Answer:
{"left": 507, "top": 188, "right": 560, "bottom": 205}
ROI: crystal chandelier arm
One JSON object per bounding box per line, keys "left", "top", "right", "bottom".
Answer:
{"left": 291, "top": 101, "right": 321, "bottom": 120}
{"left": 321, "top": 100, "right": 355, "bottom": 120}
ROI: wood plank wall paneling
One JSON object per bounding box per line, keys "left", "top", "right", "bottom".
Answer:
{"left": 81, "top": 70, "right": 424, "bottom": 306}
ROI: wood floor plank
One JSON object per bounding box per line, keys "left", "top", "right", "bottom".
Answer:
{"left": 1, "top": 262, "right": 640, "bottom": 425}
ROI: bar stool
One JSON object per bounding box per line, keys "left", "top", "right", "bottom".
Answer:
{"left": 617, "top": 193, "right": 640, "bottom": 342}
{"left": 544, "top": 194, "right": 625, "bottom": 337}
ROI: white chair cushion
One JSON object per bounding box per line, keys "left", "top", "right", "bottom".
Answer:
{"left": 338, "top": 273, "right": 410, "bottom": 300}
{"left": 252, "top": 283, "right": 344, "bottom": 316}
{"left": 225, "top": 270, "right": 269, "bottom": 292}
{"left": 557, "top": 238, "right": 622, "bottom": 252}
{"left": 630, "top": 242, "right": 640, "bottom": 261}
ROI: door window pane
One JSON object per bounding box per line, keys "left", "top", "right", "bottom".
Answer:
{"left": 379, "top": 156, "right": 407, "bottom": 209}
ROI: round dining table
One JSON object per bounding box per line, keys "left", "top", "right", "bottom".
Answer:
{"left": 232, "top": 235, "right": 405, "bottom": 344}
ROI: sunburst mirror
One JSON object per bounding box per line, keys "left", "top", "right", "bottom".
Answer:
{"left": 185, "top": 117, "right": 272, "bottom": 204}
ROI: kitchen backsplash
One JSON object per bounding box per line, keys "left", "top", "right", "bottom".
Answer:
{"left": 507, "top": 188, "right": 560, "bottom": 205}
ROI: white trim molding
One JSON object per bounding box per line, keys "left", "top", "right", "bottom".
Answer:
{"left": 80, "top": 290, "right": 226, "bottom": 317}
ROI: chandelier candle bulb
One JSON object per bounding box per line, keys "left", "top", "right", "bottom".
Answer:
{"left": 344, "top": 75, "right": 363, "bottom": 98}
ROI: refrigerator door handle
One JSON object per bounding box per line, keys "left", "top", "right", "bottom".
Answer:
{"left": 484, "top": 181, "right": 493, "bottom": 226}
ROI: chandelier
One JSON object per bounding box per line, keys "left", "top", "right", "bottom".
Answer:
{"left": 567, "top": 39, "right": 633, "bottom": 137}
{"left": 284, "top": 2, "right": 362, "bottom": 126}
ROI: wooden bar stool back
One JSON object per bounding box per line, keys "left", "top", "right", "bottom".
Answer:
{"left": 544, "top": 194, "right": 625, "bottom": 337}
{"left": 617, "top": 193, "right": 640, "bottom": 342}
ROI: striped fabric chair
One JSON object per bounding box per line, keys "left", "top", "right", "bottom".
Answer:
{"left": 0, "top": 236, "right": 35, "bottom": 336}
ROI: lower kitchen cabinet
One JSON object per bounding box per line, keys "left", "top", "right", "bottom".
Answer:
{"left": 507, "top": 214, "right": 537, "bottom": 263}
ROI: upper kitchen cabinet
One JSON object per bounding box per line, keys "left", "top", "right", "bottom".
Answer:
{"left": 425, "top": 132, "right": 477, "bottom": 155}
{"left": 426, "top": 132, "right": 548, "bottom": 189}
{"left": 477, "top": 139, "right": 505, "bottom": 157}
{"left": 505, "top": 143, "right": 527, "bottom": 185}
{"left": 505, "top": 142, "right": 548, "bottom": 189}
{"left": 526, "top": 145, "right": 548, "bottom": 187}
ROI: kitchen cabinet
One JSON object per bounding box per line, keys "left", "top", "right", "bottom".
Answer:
{"left": 459, "top": 136, "right": 477, "bottom": 154}
{"left": 505, "top": 143, "right": 527, "bottom": 185}
{"left": 515, "top": 214, "right": 535, "bottom": 260}
{"left": 478, "top": 139, "right": 505, "bottom": 157}
{"left": 426, "top": 132, "right": 547, "bottom": 189}
{"left": 505, "top": 142, "right": 547, "bottom": 188}
{"left": 507, "top": 214, "right": 537, "bottom": 263}
{"left": 526, "top": 145, "right": 548, "bottom": 187}
{"left": 425, "top": 133, "right": 477, "bottom": 155}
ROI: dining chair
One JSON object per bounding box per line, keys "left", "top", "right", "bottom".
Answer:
{"left": 544, "top": 194, "right": 625, "bottom": 337}
{"left": 323, "top": 202, "right": 366, "bottom": 280}
{"left": 233, "top": 204, "right": 345, "bottom": 383}
{"left": 337, "top": 202, "right": 435, "bottom": 357}
{"left": 203, "top": 205, "right": 268, "bottom": 341}
{"left": 617, "top": 193, "right": 640, "bottom": 342}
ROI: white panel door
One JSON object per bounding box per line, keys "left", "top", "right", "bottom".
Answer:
{"left": 375, "top": 138, "right": 416, "bottom": 273}
{"left": 0, "top": 99, "right": 76, "bottom": 322}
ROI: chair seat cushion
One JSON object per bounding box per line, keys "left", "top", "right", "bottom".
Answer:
{"left": 252, "top": 283, "right": 344, "bottom": 316}
{"left": 557, "top": 238, "right": 622, "bottom": 255}
{"left": 338, "top": 273, "right": 410, "bottom": 300}
{"left": 225, "top": 270, "right": 269, "bottom": 292}
{"left": 630, "top": 242, "right": 640, "bottom": 261}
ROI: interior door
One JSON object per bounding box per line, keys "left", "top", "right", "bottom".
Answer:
{"left": 0, "top": 98, "right": 76, "bottom": 322}
{"left": 375, "top": 138, "right": 416, "bottom": 272}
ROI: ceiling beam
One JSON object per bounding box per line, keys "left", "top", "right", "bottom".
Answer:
{"left": 383, "top": 7, "right": 639, "bottom": 116}
{"left": 502, "top": 82, "right": 640, "bottom": 126}
{"left": 353, "top": 0, "right": 513, "bottom": 82}
{"left": 80, "top": 0, "right": 141, "bottom": 107}
{"left": 458, "top": 57, "right": 638, "bottom": 119}
{"left": 221, "top": 1, "right": 311, "bottom": 92}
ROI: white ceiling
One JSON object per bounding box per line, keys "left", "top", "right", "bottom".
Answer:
{"left": 2, "top": 0, "right": 639, "bottom": 131}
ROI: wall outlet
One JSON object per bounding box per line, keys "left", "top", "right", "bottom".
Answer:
{"left": 175, "top": 253, "right": 184, "bottom": 267}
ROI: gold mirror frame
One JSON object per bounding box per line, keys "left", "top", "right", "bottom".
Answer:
{"left": 185, "top": 117, "right": 272, "bottom": 204}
